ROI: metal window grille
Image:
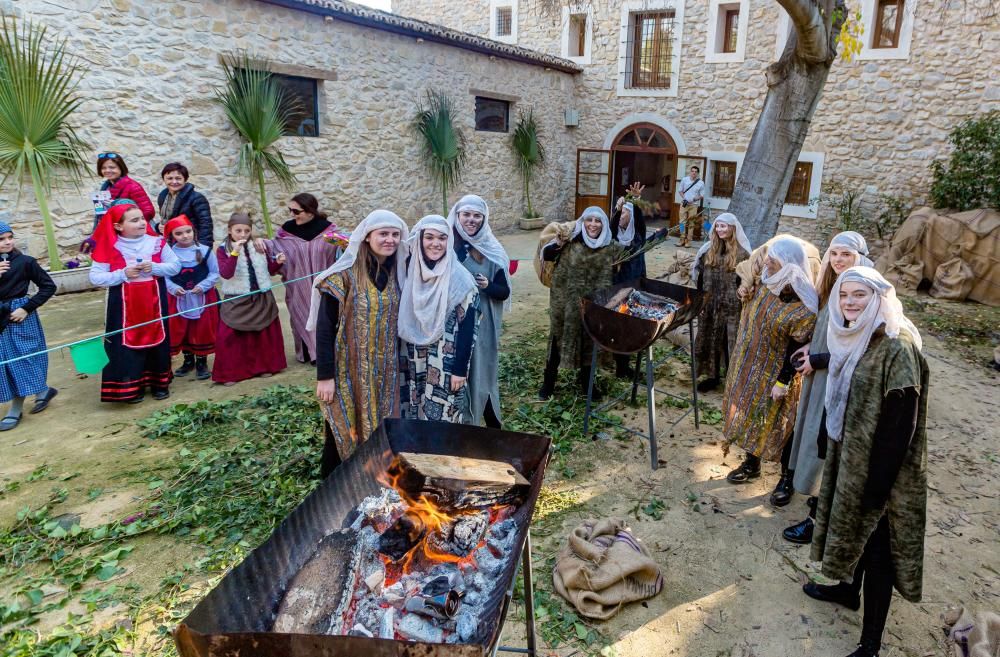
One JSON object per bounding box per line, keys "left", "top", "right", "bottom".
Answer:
{"left": 625, "top": 11, "right": 675, "bottom": 90}
{"left": 495, "top": 6, "right": 512, "bottom": 37}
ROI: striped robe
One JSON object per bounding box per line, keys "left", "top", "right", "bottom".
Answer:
{"left": 722, "top": 286, "right": 815, "bottom": 461}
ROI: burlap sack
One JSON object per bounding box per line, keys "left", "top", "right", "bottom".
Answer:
{"left": 533, "top": 221, "right": 576, "bottom": 288}
{"left": 552, "top": 518, "right": 663, "bottom": 620}
{"left": 662, "top": 251, "right": 695, "bottom": 286}
{"left": 943, "top": 606, "right": 1000, "bottom": 657}
{"left": 930, "top": 255, "right": 975, "bottom": 301}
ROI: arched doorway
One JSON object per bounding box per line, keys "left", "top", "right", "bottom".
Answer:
{"left": 611, "top": 123, "right": 677, "bottom": 225}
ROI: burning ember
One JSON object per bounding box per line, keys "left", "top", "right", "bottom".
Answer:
{"left": 273, "top": 452, "right": 528, "bottom": 645}
{"left": 614, "top": 289, "right": 680, "bottom": 321}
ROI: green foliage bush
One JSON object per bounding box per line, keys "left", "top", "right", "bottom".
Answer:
{"left": 930, "top": 110, "right": 1000, "bottom": 211}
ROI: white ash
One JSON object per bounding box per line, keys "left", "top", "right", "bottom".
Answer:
{"left": 397, "top": 612, "right": 444, "bottom": 643}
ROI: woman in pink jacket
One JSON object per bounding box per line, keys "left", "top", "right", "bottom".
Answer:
{"left": 91, "top": 152, "right": 155, "bottom": 229}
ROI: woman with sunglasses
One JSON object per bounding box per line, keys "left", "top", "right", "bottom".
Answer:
{"left": 82, "top": 153, "right": 156, "bottom": 254}
{"left": 157, "top": 162, "right": 215, "bottom": 251}
{"left": 267, "top": 193, "right": 341, "bottom": 365}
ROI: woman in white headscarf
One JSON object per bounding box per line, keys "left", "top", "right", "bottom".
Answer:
{"left": 450, "top": 195, "right": 510, "bottom": 428}
{"left": 399, "top": 214, "right": 479, "bottom": 423}
{"left": 310, "top": 210, "right": 409, "bottom": 475}
{"left": 722, "top": 236, "right": 817, "bottom": 492}
{"left": 538, "top": 206, "right": 624, "bottom": 400}
{"left": 690, "top": 213, "right": 752, "bottom": 393}
{"left": 782, "top": 231, "right": 875, "bottom": 536}
{"left": 806, "top": 267, "right": 927, "bottom": 657}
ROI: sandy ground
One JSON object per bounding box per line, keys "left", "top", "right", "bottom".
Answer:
{"left": 1, "top": 226, "right": 998, "bottom": 656}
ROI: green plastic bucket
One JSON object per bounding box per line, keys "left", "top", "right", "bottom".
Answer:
{"left": 70, "top": 338, "right": 109, "bottom": 375}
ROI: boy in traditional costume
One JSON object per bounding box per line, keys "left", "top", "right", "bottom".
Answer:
{"left": 89, "top": 201, "right": 180, "bottom": 403}
{"left": 450, "top": 195, "right": 511, "bottom": 428}
{"left": 399, "top": 214, "right": 479, "bottom": 423}
{"left": 309, "top": 210, "right": 409, "bottom": 476}
{"left": 807, "top": 267, "right": 927, "bottom": 657}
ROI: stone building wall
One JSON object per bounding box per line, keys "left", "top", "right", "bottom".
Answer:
{"left": 1, "top": 0, "right": 577, "bottom": 265}
{"left": 393, "top": 0, "right": 1000, "bottom": 246}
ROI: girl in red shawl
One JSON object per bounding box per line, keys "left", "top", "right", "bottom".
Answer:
{"left": 88, "top": 201, "right": 181, "bottom": 403}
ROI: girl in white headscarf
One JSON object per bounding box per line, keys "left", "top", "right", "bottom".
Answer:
{"left": 450, "top": 195, "right": 510, "bottom": 428}
{"left": 399, "top": 214, "right": 479, "bottom": 423}
{"left": 310, "top": 210, "right": 409, "bottom": 474}
{"left": 807, "top": 267, "right": 927, "bottom": 657}
{"left": 539, "top": 206, "right": 624, "bottom": 400}
{"left": 722, "top": 237, "right": 817, "bottom": 491}
{"left": 782, "top": 231, "right": 875, "bottom": 538}
{"left": 690, "top": 213, "right": 752, "bottom": 393}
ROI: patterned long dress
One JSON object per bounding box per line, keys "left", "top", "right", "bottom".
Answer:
{"left": 548, "top": 240, "right": 623, "bottom": 369}
{"left": 401, "top": 291, "right": 479, "bottom": 422}
{"left": 694, "top": 246, "right": 748, "bottom": 380}
{"left": 722, "top": 286, "right": 815, "bottom": 461}
{"left": 316, "top": 269, "right": 401, "bottom": 460}
{"left": 812, "top": 330, "right": 928, "bottom": 602}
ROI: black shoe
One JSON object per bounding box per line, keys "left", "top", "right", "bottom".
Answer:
{"left": 770, "top": 470, "right": 795, "bottom": 507}
{"left": 579, "top": 370, "right": 603, "bottom": 402}
{"left": 696, "top": 377, "right": 720, "bottom": 393}
{"left": 195, "top": 357, "right": 210, "bottom": 380}
{"left": 152, "top": 389, "right": 170, "bottom": 401}
{"left": 174, "top": 354, "right": 195, "bottom": 377}
{"left": 783, "top": 517, "right": 814, "bottom": 544}
{"left": 726, "top": 456, "right": 761, "bottom": 484}
{"left": 538, "top": 380, "right": 555, "bottom": 401}
{"left": 807, "top": 495, "right": 818, "bottom": 513}
{"left": 30, "top": 387, "right": 58, "bottom": 414}
{"left": 125, "top": 396, "right": 145, "bottom": 405}
{"left": 802, "top": 581, "right": 861, "bottom": 611}
{"left": 845, "top": 639, "right": 880, "bottom": 657}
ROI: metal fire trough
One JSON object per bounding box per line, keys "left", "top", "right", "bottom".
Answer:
{"left": 173, "top": 418, "right": 552, "bottom": 657}
{"left": 580, "top": 278, "right": 707, "bottom": 470}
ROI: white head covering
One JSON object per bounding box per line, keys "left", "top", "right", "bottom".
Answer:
{"left": 821, "top": 231, "right": 875, "bottom": 274}
{"left": 824, "top": 266, "right": 922, "bottom": 441}
{"left": 690, "top": 212, "right": 752, "bottom": 280}
{"left": 398, "top": 214, "right": 478, "bottom": 346}
{"left": 449, "top": 194, "right": 512, "bottom": 314}
{"left": 305, "top": 210, "right": 409, "bottom": 331}
{"left": 759, "top": 236, "right": 819, "bottom": 313}
{"left": 616, "top": 201, "right": 636, "bottom": 247}
{"left": 571, "top": 206, "right": 612, "bottom": 249}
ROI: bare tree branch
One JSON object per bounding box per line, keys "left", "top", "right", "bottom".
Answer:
{"left": 776, "top": 0, "right": 829, "bottom": 61}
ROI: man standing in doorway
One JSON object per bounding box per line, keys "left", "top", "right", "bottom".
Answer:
{"left": 678, "top": 165, "right": 705, "bottom": 248}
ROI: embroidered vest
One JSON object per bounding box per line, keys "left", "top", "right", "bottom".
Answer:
{"left": 220, "top": 246, "right": 272, "bottom": 296}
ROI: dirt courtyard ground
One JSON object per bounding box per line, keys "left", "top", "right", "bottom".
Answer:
{"left": 1, "top": 227, "right": 998, "bottom": 656}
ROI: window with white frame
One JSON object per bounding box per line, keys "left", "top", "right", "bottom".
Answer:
{"left": 490, "top": 0, "right": 518, "bottom": 44}
{"left": 561, "top": 6, "right": 592, "bottom": 63}
{"left": 617, "top": 1, "right": 685, "bottom": 98}
{"left": 705, "top": 0, "right": 749, "bottom": 63}
{"left": 858, "top": 0, "right": 915, "bottom": 60}
{"left": 702, "top": 149, "right": 824, "bottom": 218}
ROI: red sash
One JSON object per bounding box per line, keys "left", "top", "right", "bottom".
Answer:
{"left": 121, "top": 280, "right": 166, "bottom": 349}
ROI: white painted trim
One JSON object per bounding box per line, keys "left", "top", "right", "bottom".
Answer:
{"left": 703, "top": 150, "right": 745, "bottom": 211}
{"left": 489, "top": 0, "right": 518, "bottom": 44}
{"left": 705, "top": 0, "right": 750, "bottom": 64}
{"left": 701, "top": 149, "right": 825, "bottom": 219}
{"left": 774, "top": 3, "right": 792, "bottom": 60}
{"left": 616, "top": 0, "right": 684, "bottom": 98}
{"left": 561, "top": 6, "right": 593, "bottom": 65}
{"left": 601, "top": 113, "right": 688, "bottom": 154}
{"left": 858, "top": 0, "right": 915, "bottom": 61}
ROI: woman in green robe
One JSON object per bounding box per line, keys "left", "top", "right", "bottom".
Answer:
{"left": 806, "top": 266, "right": 927, "bottom": 657}
{"left": 538, "top": 206, "right": 623, "bottom": 400}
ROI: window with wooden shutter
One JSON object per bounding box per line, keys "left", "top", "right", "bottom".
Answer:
{"left": 722, "top": 9, "right": 740, "bottom": 53}
{"left": 872, "top": 0, "right": 904, "bottom": 49}
{"left": 784, "top": 162, "right": 813, "bottom": 205}
{"left": 711, "top": 161, "right": 737, "bottom": 198}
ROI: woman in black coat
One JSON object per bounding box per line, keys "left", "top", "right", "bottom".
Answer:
{"left": 157, "top": 162, "right": 214, "bottom": 250}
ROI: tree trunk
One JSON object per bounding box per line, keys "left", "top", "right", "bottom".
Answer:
{"left": 524, "top": 173, "right": 534, "bottom": 218}
{"left": 28, "top": 157, "right": 64, "bottom": 272}
{"left": 726, "top": 0, "right": 844, "bottom": 247}
{"left": 257, "top": 167, "right": 274, "bottom": 238}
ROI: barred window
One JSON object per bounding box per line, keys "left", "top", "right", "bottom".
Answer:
{"left": 495, "top": 6, "right": 512, "bottom": 37}
{"left": 625, "top": 11, "right": 675, "bottom": 90}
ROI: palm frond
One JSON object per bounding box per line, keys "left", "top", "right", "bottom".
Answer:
{"left": 510, "top": 109, "right": 545, "bottom": 217}
{"left": 413, "top": 91, "right": 467, "bottom": 211}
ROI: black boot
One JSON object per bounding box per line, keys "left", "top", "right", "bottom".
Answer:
{"left": 770, "top": 468, "right": 795, "bottom": 507}
{"left": 696, "top": 377, "right": 721, "bottom": 393}
{"left": 844, "top": 639, "right": 880, "bottom": 657}
{"left": 579, "top": 368, "right": 603, "bottom": 402}
{"left": 195, "top": 356, "right": 210, "bottom": 380}
{"left": 614, "top": 355, "right": 635, "bottom": 380}
{"left": 784, "top": 495, "right": 818, "bottom": 543}
{"left": 174, "top": 352, "right": 195, "bottom": 377}
{"left": 538, "top": 341, "right": 560, "bottom": 401}
{"left": 726, "top": 453, "right": 761, "bottom": 484}
{"left": 802, "top": 581, "right": 861, "bottom": 611}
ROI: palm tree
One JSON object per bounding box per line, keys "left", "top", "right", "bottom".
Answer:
{"left": 0, "top": 16, "right": 89, "bottom": 271}
{"left": 215, "top": 52, "right": 298, "bottom": 238}
{"left": 511, "top": 109, "right": 545, "bottom": 218}
{"left": 413, "top": 91, "right": 466, "bottom": 215}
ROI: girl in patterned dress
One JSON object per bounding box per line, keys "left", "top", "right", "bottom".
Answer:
{"left": 308, "top": 210, "right": 409, "bottom": 476}
{"left": 398, "top": 214, "right": 479, "bottom": 423}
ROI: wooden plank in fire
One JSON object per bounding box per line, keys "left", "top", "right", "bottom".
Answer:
{"left": 390, "top": 452, "right": 530, "bottom": 510}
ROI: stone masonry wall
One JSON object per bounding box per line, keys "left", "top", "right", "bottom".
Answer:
{"left": 1, "top": 0, "right": 577, "bottom": 265}
{"left": 393, "top": 0, "right": 1000, "bottom": 246}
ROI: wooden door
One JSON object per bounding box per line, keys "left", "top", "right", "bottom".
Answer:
{"left": 575, "top": 149, "right": 612, "bottom": 218}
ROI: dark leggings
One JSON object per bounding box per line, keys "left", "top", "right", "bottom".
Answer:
{"left": 848, "top": 514, "right": 896, "bottom": 647}
{"left": 320, "top": 420, "right": 342, "bottom": 479}
{"left": 483, "top": 398, "right": 501, "bottom": 429}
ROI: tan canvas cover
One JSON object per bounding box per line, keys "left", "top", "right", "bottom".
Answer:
{"left": 877, "top": 207, "right": 1000, "bottom": 306}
